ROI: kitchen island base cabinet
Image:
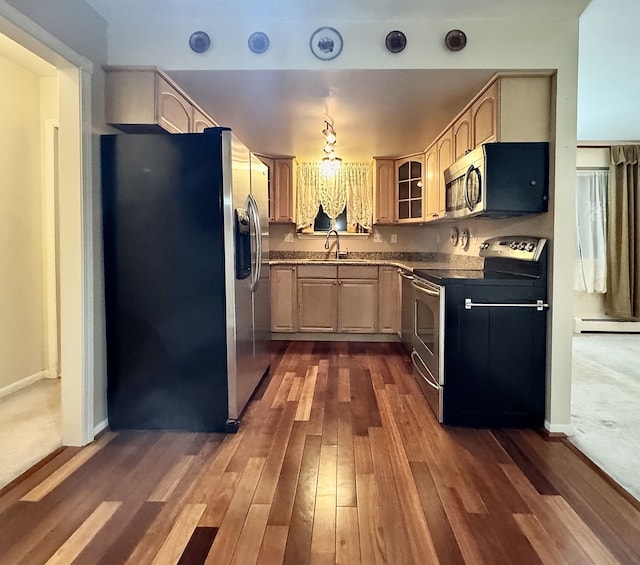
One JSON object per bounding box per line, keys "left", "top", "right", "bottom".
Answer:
{"left": 443, "top": 285, "right": 546, "bottom": 428}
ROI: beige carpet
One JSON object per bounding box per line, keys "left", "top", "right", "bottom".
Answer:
{"left": 571, "top": 333, "right": 640, "bottom": 501}
{"left": 0, "top": 378, "right": 62, "bottom": 490}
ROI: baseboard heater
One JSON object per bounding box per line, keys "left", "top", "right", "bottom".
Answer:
{"left": 574, "top": 316, "right": 640, "bottom": 333}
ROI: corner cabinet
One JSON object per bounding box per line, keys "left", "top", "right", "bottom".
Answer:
{"left": 105, "top": 67, "right": 217, "bottom": 134}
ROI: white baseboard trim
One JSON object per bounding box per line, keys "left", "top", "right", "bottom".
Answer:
{"left": 0, "top": 370, "right": 49, "bottom": 400}
{"left": 93, "top": 419, "right": 109, "bottom": 437}
{"left": 574, "top": 316, "right": 640, "bottom": 333}
{"left": 544, "top": 420, "right": 575, "bottom": 437}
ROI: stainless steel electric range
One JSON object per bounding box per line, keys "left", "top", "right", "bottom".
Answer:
{"left": 410, "top": 236, "right": 549, "bottom": 428}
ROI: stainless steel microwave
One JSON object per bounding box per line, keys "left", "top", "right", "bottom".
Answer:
{"left": 443, "top": 142, "right": 549, "bottom": 219}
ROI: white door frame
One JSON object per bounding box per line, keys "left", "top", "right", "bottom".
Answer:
{"left": 42, "top": 119, "right": 60, "bottom": 380}
{"left": 0, "top": 3, "right": 95, "bottom": 446}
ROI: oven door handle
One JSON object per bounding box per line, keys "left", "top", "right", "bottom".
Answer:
{"left": 411, "top": 280, "right": 440, "bottom": 297}
{"left": 464, "top": 298, "right": 549, "bottom": 311}
{"left": 411, "top": 349, "right": 439, "bottom": 390}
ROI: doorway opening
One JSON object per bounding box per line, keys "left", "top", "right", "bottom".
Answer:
{"left": 0, "top": 9, "right": 95, "bottom": 487}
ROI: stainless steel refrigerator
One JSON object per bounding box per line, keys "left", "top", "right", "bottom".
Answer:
{"left": 101, "top": 128, "right": 270, "bottom": 432}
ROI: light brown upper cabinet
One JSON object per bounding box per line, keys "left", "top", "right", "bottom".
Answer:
{"left": 105, "top": 67, "right": 217, "bottom": 134}
{"left": 424, "top": 128, "right": 453, "bottom": 222}
{"left": 435, "top": 129, "right": 454, "bottom": 216}
{"left": 259, "top": 156, "right": 296, "bottom": 223}
{"left": 453, "top": 108, "right": 473, "bottom": 161}
{"left": 396, "top": 154, "right": 424, "bottom": 223}
{"left": 373, "top": 158, "right": 397, "bottom": 225}
{"left": 424, "top": 142, "right": 439, "bottom": 221}
{"left": 192, "top": 108, "right": 216, "bottom": 133}
{"left": 371, "top": 73, "right": 549, "bottom": 226}
{"left": 471, "top": 75, "right": 552, "bottom": 147}
{"left": 471, "top": 80, "right": 499, "bottom": 147}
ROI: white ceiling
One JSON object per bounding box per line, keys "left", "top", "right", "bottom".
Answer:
{"left": 168, "top": 68, "right": 497, "bottom": 161}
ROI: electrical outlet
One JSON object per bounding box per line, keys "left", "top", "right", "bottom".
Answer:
{"left": 373, "top": 232, "right": 383, "bottom": 243}
{"left": 390, "top": 233, "right": 398, "bottom": 244}
{"left": 284, "top": 231, "right": 294, "bottom": 243}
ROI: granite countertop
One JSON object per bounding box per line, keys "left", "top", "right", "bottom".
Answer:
{"left": 268, "top": 252, "right": 482, "bottom": 273}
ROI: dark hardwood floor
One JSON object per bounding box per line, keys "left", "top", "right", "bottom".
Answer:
{"left": 1, "top": 341, "right": 639, "bottom": 564}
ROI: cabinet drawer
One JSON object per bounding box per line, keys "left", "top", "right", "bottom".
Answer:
{"left": 338, "top": 265, "right": 378, "bottom": 279}
{"left": 296, "top": 265, "right": 337, "bottom": 278}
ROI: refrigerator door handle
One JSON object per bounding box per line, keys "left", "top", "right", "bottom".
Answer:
{"left": 247, "top": 193, "right": 262, "bottom": 292}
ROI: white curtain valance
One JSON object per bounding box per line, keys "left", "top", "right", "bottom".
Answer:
{"left": 296, "top": 162, "right": 373, "bottom": 230}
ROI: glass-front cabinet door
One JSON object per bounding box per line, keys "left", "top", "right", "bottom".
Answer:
{"left": 397, "top": 155, "right": 424, "bottom": 222}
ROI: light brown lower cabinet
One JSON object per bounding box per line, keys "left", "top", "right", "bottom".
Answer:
{"left": 297, "top": 278, "right": 338, "bottom": 332}
{"left": 271, "top": 264, "right": 398, "bottom": 335}
{"left": 337, "top": 279, "right": 378, "bottom": 333}
{"left": 270, "top": 265, "right": 297, "bottom": 332}
{"left": 377, "top": 266, "right": 400, "bottom": 334}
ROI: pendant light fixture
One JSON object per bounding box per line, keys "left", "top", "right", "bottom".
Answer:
{"left": 320, "top": 120, "right": 341, "bottom": 175}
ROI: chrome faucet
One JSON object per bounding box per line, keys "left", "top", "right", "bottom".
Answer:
{"left": 324, "top": 229, "right": 347, "bottom": 259}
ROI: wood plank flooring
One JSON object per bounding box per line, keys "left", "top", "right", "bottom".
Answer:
{"left": 2, "top": 341, "right": 640, "bottom": 564}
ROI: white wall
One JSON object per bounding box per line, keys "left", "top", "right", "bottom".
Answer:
{"left": 578, "top": 0, "right": 640, "bottom": 141}
{"left": 0, "top": 53, "right": 45, "bottom": 389}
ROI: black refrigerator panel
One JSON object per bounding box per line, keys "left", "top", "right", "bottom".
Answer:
{"left": 102, "top": 131, "right": 230, "bottom": 431}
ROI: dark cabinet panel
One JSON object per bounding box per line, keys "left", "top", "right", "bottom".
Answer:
{"left": 443, "top": 285, "right": 546, "bottom": 427}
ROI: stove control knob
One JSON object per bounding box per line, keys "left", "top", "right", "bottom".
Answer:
{"left": 518, "top": 242, "right": 527, "bottom": 250}
{"left": 526, "top": 243, "right": 535, "bottom": 252}
{"left": 509, "top": 242, "right": 518, "bottom": 250}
